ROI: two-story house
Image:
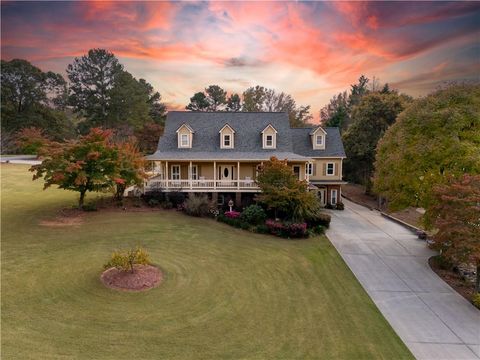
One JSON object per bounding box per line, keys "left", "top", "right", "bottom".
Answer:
{"left": 146, "top": 111, "right": 346, "bottom": 207}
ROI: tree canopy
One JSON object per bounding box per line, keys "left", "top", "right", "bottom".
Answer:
{"left": 342, "top": 92, "right": 411, "bottom": 191}
{"left": 373, "top": 84, "right": 480, "bottom": 211}
{"left": 1, "top": 59, "right": 72, "bottom": 140}
{"left": 256, "top": 157, "right": 320, "bottom": 221}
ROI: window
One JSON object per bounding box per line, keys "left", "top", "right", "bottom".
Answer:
{"left": 171, "top": 165, "right": 181, "bottom": 180}
{"left": 217, "top": 194, "right": 225, "bottom": 205}
{"left": 293, "top": 165, "right": 301, "bottom": 180}
{"left": 326, "top": 162, "right": 335, "bottom": 176}
{"left": 180, "top": 134, "right": 189, "bottom": 147}
{"left": 266, "top": 135, "right": 273, "bottom": 147}
{"left": 190, "top": 165, "right": 198, "bottom": 180}
{"left": 316, "top": 135, "right": 323, "bottom": 146}
{"left": 223, "top": 134, "right": 231, "bottom": 147}
{"left": 306, "top": 163, "right": 313, "bottom": 176}
{"left": 331, "top": 189, "right": 338, "bottom": 205}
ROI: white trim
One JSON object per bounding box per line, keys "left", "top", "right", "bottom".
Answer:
{"left": 180, "top": 133, "right": 189, "bottom": 147}
{"left": 175, "top": 123, "right": 194, "bottom": 133}
{"left": 265, "top": 134, "right": 274, "bottom": 148}
{"left": 315, "top": 135, "right": 323, "bottom": 146}
{"left": 171, "top": 164, "right": 181, "bottom": 180}
{"left": 189, "top": 164, "right": 198, "bottom": 180}
{"left": 222, "top": 133, "right": 233, "bottom": 148}
{"left": 261, "top": 124, "right": 278, "bottom": 134}
{"left": 218, "top": 124, "right": 236, "bottom": 133}
{"left": 306, "top": 163, "right": 313, "bottom": 176}
{"left": 326, "top": 162, "right": 335, "bottom": 176}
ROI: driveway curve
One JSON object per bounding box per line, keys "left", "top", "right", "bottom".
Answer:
{"left": 327, "top": 199, "right": 480, "bottom": 360}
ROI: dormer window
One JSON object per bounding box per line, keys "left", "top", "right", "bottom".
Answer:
{"left": 310, "top": 126, "right": 326, "bottom": 150}
{"left": 181, "top": 134, "right": 189, "bottom": 147}
{"left": 224, "top": 134, "right": 231, "bottom": 147}
{"left": 261, "top": 124, "right": 277, "bottom": 149}
{"left": 266, "top": 135, "right": 273, "bottom": 147}
{"left": 176, "top": 123, "right": 194, "bottom": 148}
{"left": 219, "top": 124, "right": 235, "bottom": 149}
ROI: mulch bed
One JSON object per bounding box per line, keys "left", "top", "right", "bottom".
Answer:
{"left": 429, "top": 257, "right": 475, "bottom": 303}
{"left": 39, "top": 208, "right": 85, "bottom": 227}
{"left": 100, "top": 264, "right": 163, "bottom": 292}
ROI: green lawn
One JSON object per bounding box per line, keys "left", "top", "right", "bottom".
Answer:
{"left": 1, "top": 164, "right": 413, "bottom": 359}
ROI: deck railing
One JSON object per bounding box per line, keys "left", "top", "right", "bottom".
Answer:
{"left": 146, "top": 179, "right": 259, "bottom": 191}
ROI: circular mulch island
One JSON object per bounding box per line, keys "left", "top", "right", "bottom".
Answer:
{"left": 100, "top": 265, "right": 163, "bottom": 292}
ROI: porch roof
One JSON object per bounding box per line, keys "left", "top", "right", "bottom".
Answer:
{"left": 145, "top": 151, "right": 311, "bottom": 161}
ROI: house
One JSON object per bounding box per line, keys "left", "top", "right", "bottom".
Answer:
{"left": 145, "top": 111, "right": 346, "bottom": 207}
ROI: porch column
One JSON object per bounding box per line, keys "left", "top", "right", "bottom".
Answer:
{"left": 189, "top": 161, "right": 193, "bottom": 189}
{"left": 237, "top": 161, "right": 240, "bottom": 189}
{"left": 165, "top": 161, "right": 169, "bottom": 189}
{"left": 213, "top": 161, "right": 217, "bottom": 190}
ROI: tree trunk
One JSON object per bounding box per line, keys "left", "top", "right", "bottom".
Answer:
{"left": 79, "top": 190, "right": 86, "bottom": 208}
{"left": 476, "top": 265, "right": 480, "bottom": 294}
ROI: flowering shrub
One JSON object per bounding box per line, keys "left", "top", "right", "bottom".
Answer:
{"left": 265, "top": 219, "right": 307, "bottom": 238}
{"left": 224, "top": 211, "right": 241, "bottom": 219}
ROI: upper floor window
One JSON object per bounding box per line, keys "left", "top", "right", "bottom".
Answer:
{"left": 310, "top": 126, "right": 326, "bottom": 150}
{"left": 326, "top": 162, "right": 335, "bottom": 176}
{"left": 266, "top": 135, "right": 273, "bottom": 147}
{"left": 180, "top": 134, "right": 189, "bottom": 147}
{"left": 176, "top": 123, "right": 194, "bottom": 148}
{"left": 262, "top": 124, "right": 277, "bottom": 149}
{"left": 224, "top": 134, "right": 231, "bottom": 147}
{"left": 219, "top": 124, "right": 235, "bottom": 149}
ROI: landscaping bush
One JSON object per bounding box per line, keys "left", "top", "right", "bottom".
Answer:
{"left": 148, "top": 198, "right": 160, "bottom": 207}
{"left": 143, "top": 190, "right": 166, "bottom": 204}
{"left": 306, "top": 212, "right": 331, "bottom": 229}
{"left": 336, "top": 202, "right": 345, "bottom": 210}
{"left": 473, "top": 294, "right": 480, "bottom": 309}
{"left": 184, "top": 194, "right": 210, "bottom": 217}
{"left": 265, "top": 219, "right": 308, "bottom": 238}
{"left": 254, "top": 224, "right": 270, "bottom": 234}
{"left": 225, "top": 211, "right": 241, "bottom": 219}
{"left": 240, "top": 204, "right": 267, "bottom": 225}
{"left": 166, "top": 192, "right": 186, "bottom": 206}
{"left": 325, "top": 203, "right": 334, "bottom": 210}
{"left": 161, "top": 201, "right": 173, "bottom": 209}
{"left": 217, "top": 213, "right": 245, "bottom": 228}
{"left": 104, "top": 247, "right": 151, "bottom": 273}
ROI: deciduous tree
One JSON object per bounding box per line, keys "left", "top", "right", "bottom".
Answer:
{"left": 256, "top": 157, "right": 320, "bottom": 221}
{"left": 30, "top": 128, "right": 118, "bottom": 207}
{"left": 343, "top": 92, "right": 411, "bottom": 192}
{"left": 426, "top": 174, "right": 480, "bottom": 293}
{"left": 373, "top": 84, "right": 480, "bottom": 211}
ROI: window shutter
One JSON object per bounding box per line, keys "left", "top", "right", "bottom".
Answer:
{"left": 313, "top": 163, "right": 317, "bottom": 176}
{"left": 323, "top": 163, "right": 327, "bottom": 176}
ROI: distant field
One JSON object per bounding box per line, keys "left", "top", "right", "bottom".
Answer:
{"left": 1, "top": 164, "right": 412, "bottom": 359}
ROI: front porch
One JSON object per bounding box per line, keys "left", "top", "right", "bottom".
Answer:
{"left": 145, "top": 160, "right": 309, "bottom": 192}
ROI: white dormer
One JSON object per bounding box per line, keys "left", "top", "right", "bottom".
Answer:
{"left": 219, "top": 124, "right": 235, "bottom": 149}
{"left": 261, "top": 124, "right": 277, "bottom": 149}
{"left": 176, "top": 123, "right": 194, "bottom": 148}
{"left": 309, "top": 126, "right": 327, "bottom": 150}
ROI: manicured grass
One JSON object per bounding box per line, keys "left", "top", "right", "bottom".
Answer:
{"left": 1, "top": 164, "right": 413, "bottom": 359}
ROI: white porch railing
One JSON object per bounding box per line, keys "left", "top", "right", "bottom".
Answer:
{"left": 145, "top": 179, "right": 259, "bottom": 191}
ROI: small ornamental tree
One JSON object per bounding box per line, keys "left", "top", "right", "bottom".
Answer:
{"left": 113, "top": 140, "right": 146, "bottom": 201}
{"left": 30, "top": 128, "right": 118, "bottom": 207}
{"left": 15, "top": 127, "right": 49, "bottom": 155}
{"left": 256, "top": 157, "right": 320, "bottom": 221}
{"left": 426, "top": 174, "right": 480, "bottom": 294}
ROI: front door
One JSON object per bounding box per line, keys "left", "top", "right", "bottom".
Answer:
{"left": 218, "top": 165, "right": 236, "bottom": 187}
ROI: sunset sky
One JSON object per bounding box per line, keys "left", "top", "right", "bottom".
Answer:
{"left": 2, "top": 1, "right": 479, "bottom": 121}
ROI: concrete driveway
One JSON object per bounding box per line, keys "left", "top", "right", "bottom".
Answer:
{"left": 327, "top": 199, "right": 480, "bottom": 360}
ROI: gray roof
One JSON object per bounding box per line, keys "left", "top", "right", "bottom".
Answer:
{"left": 147, "top": 111, "right": 345, "bottom": 160}
{"left": 291, "top": 127, "right": 346, "bottom": 158}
